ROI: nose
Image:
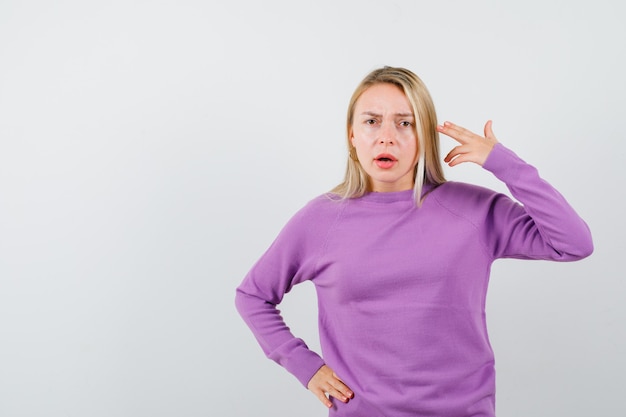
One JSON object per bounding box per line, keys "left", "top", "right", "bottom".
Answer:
{"left": 378, "top": 122, "right": 395, "bottom": 145}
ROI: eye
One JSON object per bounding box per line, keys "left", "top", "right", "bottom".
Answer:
{"left": 399, "top": 121, "right": 413, "bottom": 127}
{"left": 365, "top": 119, "right": 377, "bottom": 125}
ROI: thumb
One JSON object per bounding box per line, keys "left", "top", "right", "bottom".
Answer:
{"left": 484, "top": 120, "right": 494, "bottom": 139}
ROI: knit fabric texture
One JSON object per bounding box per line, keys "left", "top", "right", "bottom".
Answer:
{"left": 235, "top": 143, "right": 593, "bottom": 417}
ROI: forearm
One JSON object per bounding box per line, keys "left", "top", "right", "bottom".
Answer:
{"left": 483, "top": 143, "right": 593, "bottom": 260}
{"left": 235, "top": 288, "right": 325, "bottom": 386}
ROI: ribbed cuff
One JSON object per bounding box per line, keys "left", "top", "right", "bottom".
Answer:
{"left": 268, "top": 338, "right": 326, "bottom": 387}
{"left": 482, "top": 142, "right": 524, "bottom": 183}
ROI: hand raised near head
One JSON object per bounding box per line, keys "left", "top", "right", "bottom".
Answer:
{"left": 438, "top": 120, "right": 499, "bottom": 167}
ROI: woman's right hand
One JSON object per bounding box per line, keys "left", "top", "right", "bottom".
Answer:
{"left": 307, "top": 365, "right": 354, "bottom": 408}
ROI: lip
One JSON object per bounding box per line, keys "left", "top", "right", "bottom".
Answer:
{"left": 375, "top": 153, "right": 397, "bottom": 161}
{"left": 374, "top": 153, "right": 398, "bottom": 169}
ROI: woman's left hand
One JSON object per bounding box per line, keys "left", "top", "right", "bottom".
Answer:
{"left": 437, "top": 120, "right": 499, "bottom": 167}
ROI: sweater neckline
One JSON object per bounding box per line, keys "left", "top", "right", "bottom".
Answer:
{"left": 358, "top": 183, "right": 437, "bottom": 204}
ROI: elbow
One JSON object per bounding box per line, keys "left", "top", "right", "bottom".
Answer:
{"left": 567, "top": 243, "right": 593, "bottom": 261}
{"left": 577, "top": 223, "right": 594, "bottom": 259}
{"left": 577, "top": 235, "right": 594, "bottom": 259}
{"left": 234, "top": 286, "right": 275, "bottom": 319}
{"left": 234, "top": 287, "right": 251, "bottom": 319}
{"left": 234, "top": 287, "right": 249, "bottom": 317}
{"left": 566, "top": 229, "right": 594, "bottom": 260}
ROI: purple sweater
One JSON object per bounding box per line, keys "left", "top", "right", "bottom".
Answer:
{"left": 235, "top": 144, "right": 593, "bottom": 417}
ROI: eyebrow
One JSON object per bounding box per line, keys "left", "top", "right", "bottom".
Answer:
{"left": 360, "top": 111, "right": 414, "bottom": 118}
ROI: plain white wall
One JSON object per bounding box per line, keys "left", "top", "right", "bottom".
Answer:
{"left": 0, "top": 1, "right": 624, "bottom": 416}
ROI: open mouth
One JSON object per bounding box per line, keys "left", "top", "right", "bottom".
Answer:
{"left": 375, "top": 154, "right": 397, "bottom": 162}
{"left": 375, "top": 154, "right": 397, "bottom": 168}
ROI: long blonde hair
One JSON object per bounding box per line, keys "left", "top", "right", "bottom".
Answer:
{"left": 331, "top": 66, "right": 446, "bottom": 205}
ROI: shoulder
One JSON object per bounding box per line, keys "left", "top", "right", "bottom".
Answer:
{"left": 429, "top": 181, "right": 512, "bottom": 224}
{"left": 281, "top": 193, "right": 346, "bottom": 235}
{"left": 432, "top": 181, "right": 499, "bottom": 205}
{"left": 296, "top": 193, "right": 345, "bottom": 215}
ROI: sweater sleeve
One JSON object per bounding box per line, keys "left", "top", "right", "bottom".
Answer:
{"left": 480, "top": 143, "right": 593, "bottom": 261}
{"left": 234, "top": 199, "right": 329, "bottom": 387}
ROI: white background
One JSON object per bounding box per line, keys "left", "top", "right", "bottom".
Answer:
{"left": 1, "top": 1, "right": 624, "bottom": 416}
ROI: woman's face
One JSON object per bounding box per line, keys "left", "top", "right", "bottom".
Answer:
{"left": 350, "top": 83, "right": 418, "bottom": 192}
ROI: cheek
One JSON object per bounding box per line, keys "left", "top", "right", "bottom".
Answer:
{"left": 353, "top": 129, "right": 377, "bottom": 146}
{"left": 351, "top": 127, "right": 368, "bottom": 147}
{"left": 398, "top": 133, "right": 417, "bottom": 148}
{"left": 401, "top": 137, "right": 419, "bottom": 163}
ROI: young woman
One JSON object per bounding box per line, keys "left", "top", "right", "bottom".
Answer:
{"left": 235, "top": 66, "right": 593, "bottom": 417}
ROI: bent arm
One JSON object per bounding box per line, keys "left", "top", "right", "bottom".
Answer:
{"left": 482, "top": 143, "right": 593, "bottom": 260}
{"left": 235, "top": 202, "right": 329, "bottom": 387}
{"left": 235, "top": 288, "right": 325, "bottom": 386}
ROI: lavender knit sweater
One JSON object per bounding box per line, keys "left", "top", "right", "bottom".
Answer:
{"left": 235, "top": 143, "right": 593, "bottom": 417}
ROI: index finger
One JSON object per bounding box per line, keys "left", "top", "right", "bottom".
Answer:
{"left": 329, "top": 374, "right": 354, "bottom": 400}
{"left": 436, "top": 121, "right": 476, "bottom": 144}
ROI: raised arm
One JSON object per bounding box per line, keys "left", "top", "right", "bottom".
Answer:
{"left": 437, "top": 121, "right": 593, "bottom": 260}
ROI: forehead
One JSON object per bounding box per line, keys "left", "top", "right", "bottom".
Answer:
{"left": 355, "top": 83, "right": 413, "bottom": 114}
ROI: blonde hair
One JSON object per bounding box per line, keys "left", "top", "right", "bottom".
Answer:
{"left": 331, "top": 66, "right": 446, "bottom": 205}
